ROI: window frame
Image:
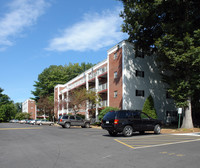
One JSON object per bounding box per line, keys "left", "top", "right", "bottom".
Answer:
{"left": 136, "top": 90, "right": 145, "bottom": 97}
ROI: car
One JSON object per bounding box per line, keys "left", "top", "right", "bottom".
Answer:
{"left": 9, "top": 119, "right": 19, "bottom": 123}
{"left": 58, "top": 115, "right": 90, "bottom": 128}
{"left": 29, "top": 120, "right": 37, "bottom": 125}
{"left": 19, "top": 120, "right": 26, "bottom": 124}
{"left": 101, "top": 110, "right": 162, "bottom": 137}
{"left": 39, "top": 120, "right": 54, "bottom": 126}
{"left": 35, "top": 119, "right": 42, "bottom": 125}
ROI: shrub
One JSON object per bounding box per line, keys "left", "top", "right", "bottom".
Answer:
{"left": 142, "top": 95, "right": 157, "bottom": 119}
{"left": 98, "top": 106, "right": 119, "bottom": 121}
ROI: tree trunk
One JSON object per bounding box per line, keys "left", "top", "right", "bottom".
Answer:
{"left": 181, "top": 97, "right": 194, "bottom": 129}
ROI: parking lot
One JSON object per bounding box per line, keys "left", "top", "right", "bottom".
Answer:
{"left": 1, "top": 123, "right": 200, "bottom": 168}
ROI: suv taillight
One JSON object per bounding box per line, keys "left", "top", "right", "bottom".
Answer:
{"left": 60, "top": 119, "right": 62, "bottom": 122}
{"left": 114, "top": 119, "right": 119, "bottom": 125}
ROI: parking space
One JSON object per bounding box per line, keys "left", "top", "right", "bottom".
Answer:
{"left": 114, "top": 134, "right": 200, "bottom": 149}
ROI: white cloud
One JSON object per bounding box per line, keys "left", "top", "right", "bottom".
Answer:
{"left": 47, "top": 8, "right": 127, "bottom": 52}
{"left": 0, "top": 0, "right": 49, "bottom": 48}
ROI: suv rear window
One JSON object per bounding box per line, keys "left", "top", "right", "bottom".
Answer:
{"left": 103, "top": 111, "right": 117, "bottom": 120}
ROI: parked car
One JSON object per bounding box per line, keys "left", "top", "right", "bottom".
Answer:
{"left": 101, "top": 110, "right": 162, "bottom": 137}
{"left": 40, "top": 120, "right": 54, "bottom": 126}
{"left": 29, "top": 120, "right": 37, "bottom": 125}
{"left": 58, "top": 115, "right": 90, "bottom": 128}
{"left": 19, "top": 120, "right": 26, "bottom": 124}
{"left": 35, "top": 119, "right": 42, "bottom": 125}
{"left": 9, "top": 119, "right": 19, "bottom": 123}
{"left": 35, "top": 119, "right": 53, "bottom": 126}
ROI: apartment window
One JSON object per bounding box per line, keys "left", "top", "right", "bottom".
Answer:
{"left": 136, "top": 70, "right": 144, "bottom": 77}
{"left": 114, "top": 53, "right": 117, "bottom": 60}
{"left": 136, "top": 90, "right": 145, "bottom": 97}
{"left": 114, "top": 91, "right": 118, "bottom": 98}
{"left": 135, "top": 50, "right": 144, "bottom": 58}
{"left": 114, "top": 71, "right": 118, "bottom": 79}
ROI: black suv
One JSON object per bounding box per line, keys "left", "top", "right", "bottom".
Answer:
{"left": 101, "top": 110, "right": 162, "bottom": 137}
{"left": 58, "top": 115, "right": 90, "bottom": 128}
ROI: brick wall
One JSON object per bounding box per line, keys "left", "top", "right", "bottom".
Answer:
{"left": 109, "top": 48, "right": 123, "bottom": 109}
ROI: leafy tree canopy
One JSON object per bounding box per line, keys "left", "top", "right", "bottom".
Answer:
{"left": 0, "top": 88, "right": 17, "bottom": 122}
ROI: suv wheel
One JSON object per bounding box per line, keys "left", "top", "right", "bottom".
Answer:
{"left": 84, "top": 123, "right": 90, "bottom": 128}
{"left": 154, "top": 124, "right": 161, "bottom": 134}
{"left": 123, "top": 125, "right": 133, "bottom": 137}
{"left": 64, "top": 122, "right": 71, "bottom": 128}
{"left": 108, "top": 131, "right": 118, "bottom": 136}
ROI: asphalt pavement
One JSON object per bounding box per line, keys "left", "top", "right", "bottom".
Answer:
{"left": 0, "top": 123, "right": 200, "bottom": 168}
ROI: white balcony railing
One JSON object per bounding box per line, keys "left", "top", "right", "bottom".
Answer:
{"left": 89, "top": 87, "right": 96, "bottom": 92}
{"left": 88, "top": 67, "right": 107, "bottom": 80}
{"left": 70, "top": 78, "right": 86, "bottom": 90}
{"left": 97, "top": 67, "right": 107, "bottom": 76}
{"left": 98, "top": 83, "right": 107, "bottom": 92}
{"left": 99, "top": 100, "right": 107, "bottom": 108}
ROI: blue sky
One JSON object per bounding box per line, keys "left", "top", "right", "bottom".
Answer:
{"left": 0, "top": 0, "right": 127, "bottom": 103}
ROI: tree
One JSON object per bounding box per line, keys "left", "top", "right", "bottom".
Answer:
{"left": 15, "top": 112, "right": 30, "bottom": 120}
{"left": 142, "top": 95, "right": 157, "bottom": 119}
{"left": 15, "top": 102, "right": 22, "bottom": 113}
{"left": 0, "top": 88, "right": 17, "bottom": 122}
{"left": 68, "top": 88, "right": 100, "bottom": 115}
{"left": 98, "top": 106, "right": 119, "bottom": 121}
{"left": 0, "top": 103, "right": 17, "bottom": 122}
{"left": 119, "top": 0, "right": 200, "bottom": 128}
{"left": 37, "top": 96, "right": 54, "bottom": 121}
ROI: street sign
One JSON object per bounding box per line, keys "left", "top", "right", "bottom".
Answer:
{"left": 178, "top": 108, "right": 182, "bottom": 114}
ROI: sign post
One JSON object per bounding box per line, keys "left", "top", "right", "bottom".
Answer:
{"left": 178, "top": 108, "right": 182, "bottom": 129}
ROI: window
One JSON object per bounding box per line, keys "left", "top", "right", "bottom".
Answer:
{"left": 114, "top": 53, "right": 117, "bottom": 60}
{"left": 70, "top": 116, "right": 75, "bottom": 120}
{"left": 136, "top": 70, "right": 144, "bottom": 77}
{"left": 141, "top": 112, "right": 150, "bottom": 119}
{"left": 136, "top": 90, "right": 145, "bottom": 97}
{"left": 63, "top": 116, "right": 69, "bottom": 119}
{"left": 135, "top": 50, "right": 144, "bottom": 58}
{"left": 114, "top": 91, "right": 117, "bottom": 98}
{"left": 76, "top": 116, "right": 82, "bottom": 120}
{"left": 114, "top": 71, "right": 118, "bottom": 79}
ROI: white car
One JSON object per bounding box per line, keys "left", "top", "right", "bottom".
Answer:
{"left": 37, "top": 119, "right": 54, "bottom": 126}
{"left": 29, "top": 120, "right": 37, "bottom": 125}
{"left": 19, "top": 120, "right": 26, "bottom": 124}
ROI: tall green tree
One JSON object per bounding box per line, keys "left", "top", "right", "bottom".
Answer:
{"left": 119, "top": 0, "right": 200, "bottom": 128}
{"left": 0, "top": 88, "right": 17, "bottom": 122}
{"left": 142, "top": 95, "right": 157, "bottom": 119}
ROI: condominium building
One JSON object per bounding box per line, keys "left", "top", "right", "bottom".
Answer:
{"left": 54, "top": 40, "right": 176, "bottom": 122}
{"left": 22, "top": 99, "right": 37, "bottom": 119}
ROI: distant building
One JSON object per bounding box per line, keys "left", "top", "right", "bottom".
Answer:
{"left": 54, "top": 40, "right": 177, "bottom": 123}
{"left": 22, "top": 99, "right": 37, "bottom": 119}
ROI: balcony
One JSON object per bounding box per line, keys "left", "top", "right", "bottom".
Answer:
{"left": 98, "top": 83, "right": 107, "bottom": 92}
{"left": 70, "top": 78, "right": 86, "bottom": 90}
{"left": 97, "top": 67, "right": 107, "bottom": 76}
{"left": 99, "top": 100, "right": 107, "bottom": 108}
